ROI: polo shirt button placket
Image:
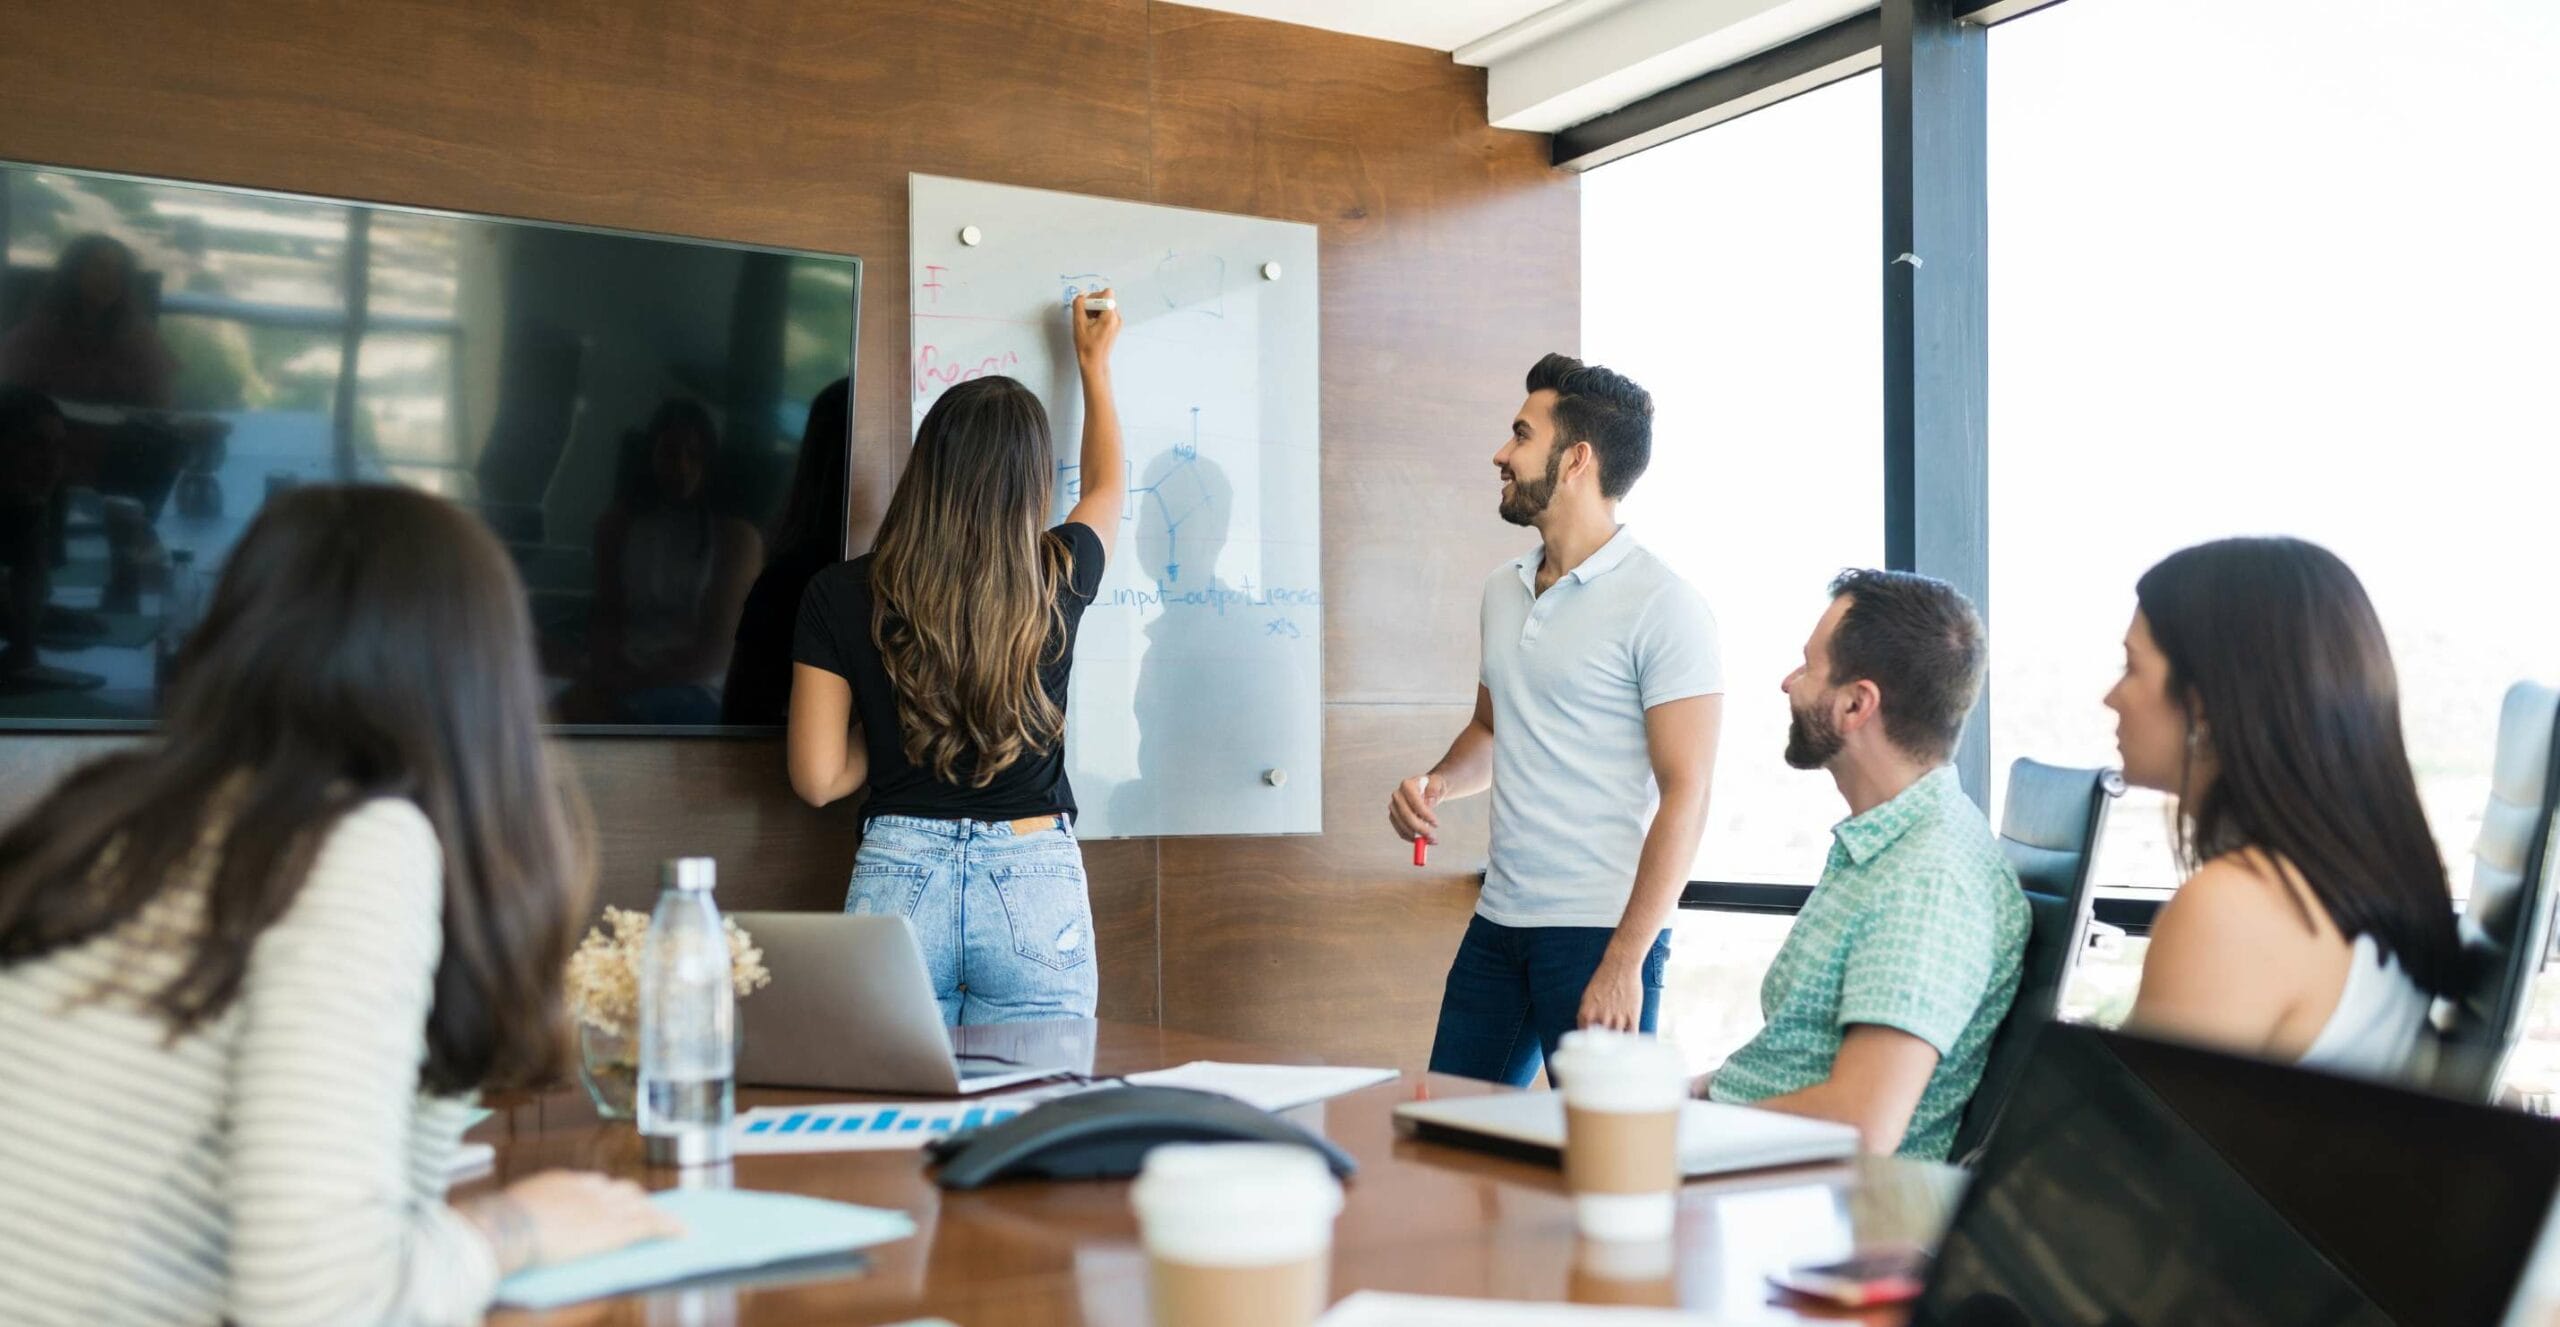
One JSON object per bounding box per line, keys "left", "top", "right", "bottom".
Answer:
{"left": 1523, "top": 588, "right": 1561, "bottom": 647}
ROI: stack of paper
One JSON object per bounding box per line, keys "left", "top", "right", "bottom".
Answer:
{"left": 1124, "top": 1061, "right": 1399, "bottom": 1112}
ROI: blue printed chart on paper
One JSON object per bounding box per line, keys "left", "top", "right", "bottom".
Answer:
{"left": 731, "top": 1098, "right": 1044, "bottom": 1155}
{"left": 909, "top": 175, "right": 1322, "bottom": 838}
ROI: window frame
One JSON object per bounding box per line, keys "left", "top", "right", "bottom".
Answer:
{"left": 1565, "top": 0, "right": 2065, "bottom": 915}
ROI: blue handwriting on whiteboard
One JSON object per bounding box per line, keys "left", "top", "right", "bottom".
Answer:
{"left": 1057, "top": 409, "right": 1213, "bottom": 582}
{"left": 1105, "top": 576, "right": 1323, "bottom": 616}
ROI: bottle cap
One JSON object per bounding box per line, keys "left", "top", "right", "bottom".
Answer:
{"left": 662, "top": 857, "right": 716, "bottom": 891}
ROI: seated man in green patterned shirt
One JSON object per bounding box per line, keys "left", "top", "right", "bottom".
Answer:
{"left": 1704, "top": 569, "right": 2026, "bottom": 1161}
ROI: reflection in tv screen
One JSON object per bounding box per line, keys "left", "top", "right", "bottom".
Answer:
{"left": 0, "top": 161, "right": 859, "bottom": 730}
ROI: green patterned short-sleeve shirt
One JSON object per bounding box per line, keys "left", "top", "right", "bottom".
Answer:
{"left": 1708, "top": 766, "right": 2027, "bottom": 1161}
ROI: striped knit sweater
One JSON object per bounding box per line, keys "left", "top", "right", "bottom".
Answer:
{"left": 0, "top": 798, "right": 500, "bottom": 1326}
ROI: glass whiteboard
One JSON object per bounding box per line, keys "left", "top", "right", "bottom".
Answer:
{"left": 908, "top": 175, "right": 1321, "bottom": 838}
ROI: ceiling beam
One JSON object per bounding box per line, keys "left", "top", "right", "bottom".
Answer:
{"left": 1456, "top": 0, "right": 1871, "bottom": 132}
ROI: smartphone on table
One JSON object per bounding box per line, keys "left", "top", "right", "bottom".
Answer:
{"left": 1768, "top": 1246, "right": 1930, "bottom": 1307}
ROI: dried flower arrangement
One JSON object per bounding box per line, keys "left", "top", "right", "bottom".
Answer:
{"left": 565, "top": 906, "right": 772, "bottom": 1040}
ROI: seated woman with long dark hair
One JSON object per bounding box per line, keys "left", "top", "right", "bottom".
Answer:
{"left": 2106, "top": 536, "right": 2460, "bottom": 1079}
{"left": 0, "top": 486, "right": 677, "bottom": 1325}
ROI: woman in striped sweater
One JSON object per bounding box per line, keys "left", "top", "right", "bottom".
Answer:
{"left": 0, "top": 486, "right": 678, "bottom": 1326}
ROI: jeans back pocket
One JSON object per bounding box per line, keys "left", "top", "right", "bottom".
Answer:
{"left": 845, "top": 859, "right": 932, "bottom": 919}
{"left": 988, "top": 863, "right": 1094, "bottom": 972}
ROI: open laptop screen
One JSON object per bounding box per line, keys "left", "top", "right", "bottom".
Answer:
{"left": 1914, "top": 1025, "right": 2560, "bottom": 1327}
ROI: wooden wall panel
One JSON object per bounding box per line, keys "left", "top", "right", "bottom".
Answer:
{"left": 0, "top": 0, "right": 1573, "bottom": 1048}
{"left": 1159, "top": 704, "right": 1494, "bottom": 1071}
{"left": 0, "top": 0, "right": 1158, "bottom": 551}
{"left": 1146, "top": 9, "right": 1578, "bottom": 1067}
{"left": 1149, "top": 6, "right": 1580, "bottom": 708}
{"left": 0, "top": 736, "right": 137, "bottom": 826}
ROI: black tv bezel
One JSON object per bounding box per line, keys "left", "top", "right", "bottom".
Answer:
{"left": 0, "top": 156, "right": 863, "bottom": 740}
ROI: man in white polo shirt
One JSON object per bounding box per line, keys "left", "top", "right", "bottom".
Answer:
{"left": 1388, "top": 352, "right": 1723, "bottom": 1085}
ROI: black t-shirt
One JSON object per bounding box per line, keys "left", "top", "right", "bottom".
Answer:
{"left": 722, "top": 546, "right": 836, "bottom": 727}
{"left": 793, "top": 522, "right": 1104, "bottom": 821}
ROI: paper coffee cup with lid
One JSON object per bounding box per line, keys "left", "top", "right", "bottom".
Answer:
{"left": 1131, "top": 1142, "right": 1343, "bottom": 1327}
{"left": 1549, "top": 1029, "right": 1688, "bottom": 1242}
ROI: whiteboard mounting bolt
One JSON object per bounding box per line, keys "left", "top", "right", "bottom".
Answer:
{"left": 1260, "top": 261, "right": 1282, "bottom": 281}
{"left": 1263, "top": 768, "right": 1288, "bottom": 788}
{"left": 959, "top": 225, "right": 983, "bottom": 247}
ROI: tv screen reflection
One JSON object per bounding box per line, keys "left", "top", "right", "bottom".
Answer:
{"left": 0, "top": 161, "right": 859, "bottom": 730}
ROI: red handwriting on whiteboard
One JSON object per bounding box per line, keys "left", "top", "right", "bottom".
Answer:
{"left": 920, "top": 265, "right": 948, "bottom": 305}
{"left": 914, "top": 344, "right": 1021, "bottom": 396}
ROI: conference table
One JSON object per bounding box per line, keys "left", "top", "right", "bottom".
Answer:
{"left": 470, "top": 1020, "right": 1966, "bottom": 1326}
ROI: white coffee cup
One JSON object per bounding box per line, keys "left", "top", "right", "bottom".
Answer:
{"left": 1548, "top": 1029, "right": 1687, "bottom": 1241}
{"left": 1131, "top": 1142, "right": 1344, "bottom": 1327}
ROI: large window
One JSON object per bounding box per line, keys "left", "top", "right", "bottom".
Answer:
{"left": 1987, "top": 0, "right": 2560, "bottom": 1072}
{"left": 1986, "top": 0, "right": 2560, "bottom": 904}
{"left": 1585, "top": 72, "right": 1884, "bottom": 1071}
{"left": 1585, "top": 72, "right": 1883, "bottom": 894}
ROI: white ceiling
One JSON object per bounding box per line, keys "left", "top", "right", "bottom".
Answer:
{"left": 1180, "top": 0, "right": 1888, "bottom": 154}
{"left": 1174, "top": 0, "right": 1579, "bottom": 51}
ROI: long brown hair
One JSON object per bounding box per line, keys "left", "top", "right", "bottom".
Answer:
{"left": 2136, "top": 536, "right": 2461, "bottom": 994}
{"left": 871, "top": 376, "right": 1070, "bottom": 786}
{"left": 0, "top": 486, "right": 593, "bottom": 1094}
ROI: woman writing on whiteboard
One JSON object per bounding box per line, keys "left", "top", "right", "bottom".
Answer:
{"left": 788, "top": 290, "right": 1123, "bottom": 1024}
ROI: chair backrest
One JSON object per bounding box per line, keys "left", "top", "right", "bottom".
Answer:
{"left": 1948, "top": 758, "right": 2122, "bottom": 1164}
{"left": 472, "top": 321, "right": 588, "bottom": 530}
{"left": 2434, "top": 681, "right": 2560, "bottom": 1101}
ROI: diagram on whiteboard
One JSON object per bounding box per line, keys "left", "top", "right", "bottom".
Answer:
{"left": 910, "top": 175, "right": 1322, "bottom": 839}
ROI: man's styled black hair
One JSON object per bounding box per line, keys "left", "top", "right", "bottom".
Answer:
{"left": 1525, "top": 352, "right": 1653, "bottom": 500}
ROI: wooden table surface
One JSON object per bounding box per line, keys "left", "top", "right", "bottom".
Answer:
{"left": 470, "top": 1021, "right": 1963, "bottom": 1326}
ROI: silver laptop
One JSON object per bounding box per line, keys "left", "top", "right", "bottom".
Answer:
{"left": 1394, "top": 1090, "right": 1860, "bottom": 1176}
{"left": 731, "top": 911, "right": 1076, "bottom": 1096}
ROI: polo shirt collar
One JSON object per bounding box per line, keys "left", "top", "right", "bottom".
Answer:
{"left": 1512, "top": 525, "right": 1638, "bottom": 591}
{"left": 1832, "top": 764, "right": 1962, "bottom": 866}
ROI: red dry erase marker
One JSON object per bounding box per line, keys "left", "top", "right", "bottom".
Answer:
{"left": 1408, "top": 777, "right": 1431, "bottom": 866}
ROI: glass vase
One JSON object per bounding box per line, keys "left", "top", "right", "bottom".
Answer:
{"left": 579, "top": 1022, "right": 638, "bottom": 1121}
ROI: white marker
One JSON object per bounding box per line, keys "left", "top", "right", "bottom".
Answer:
{"left": 1082, "top": 296, "right": 1116, "bottom": 313}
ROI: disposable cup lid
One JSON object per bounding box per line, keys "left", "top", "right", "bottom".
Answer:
{"left": 1131, "top": 1142, "right": 1342, "bottom": 1224}
{"left": 1550, "top": 1030, "right": 1687, "bottom": 1110}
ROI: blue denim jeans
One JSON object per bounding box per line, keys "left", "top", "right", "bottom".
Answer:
{"left": 845, "top": 814, "right": 1098, "bottom": 1025}
{"left": 1427, "top": 914, "right": 1672, "bottom": 1087}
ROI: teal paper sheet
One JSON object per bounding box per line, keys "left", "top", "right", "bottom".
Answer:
{"left": 494, "top": 1188, "right": 916, "bottom": 1308}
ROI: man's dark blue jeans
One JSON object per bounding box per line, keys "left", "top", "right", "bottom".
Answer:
{"left": 1426, "top": 914, "right": 1673, "bottom": 1086}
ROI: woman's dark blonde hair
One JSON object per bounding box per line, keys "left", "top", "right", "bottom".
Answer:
{"left": 870, "top": 376, "right": 1071, "bottom": 787}
{"left": 0, "top": 486, "right": 593, "bottom": 1094}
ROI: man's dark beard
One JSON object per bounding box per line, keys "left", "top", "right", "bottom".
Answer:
{"left": 1497, "top": 447, "right": 1563, "bottom": 526}
{"left": 1784, "top": 698, "right": 1844, "bottom": 770}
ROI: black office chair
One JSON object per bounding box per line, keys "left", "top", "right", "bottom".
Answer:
{"left": 1948, "top": 758, "right": 2122, "bottom": 1165}
{"left": 2434, "top": 682, "right": 2560, "bottom": 1102}
{"left": 471, "top": 321, "right": 587, "bottom": 545}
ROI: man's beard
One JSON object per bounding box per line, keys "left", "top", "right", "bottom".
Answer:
{"left": 1498, "top": 448, "right": 1563, "bottom": 526}
{"left": 1784, "top": 696, "right": 1845, "bottom": 770}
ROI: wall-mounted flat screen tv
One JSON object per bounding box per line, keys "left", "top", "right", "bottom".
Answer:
{"left": 0, "top": 160, "right": 859, "bottom": 733}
